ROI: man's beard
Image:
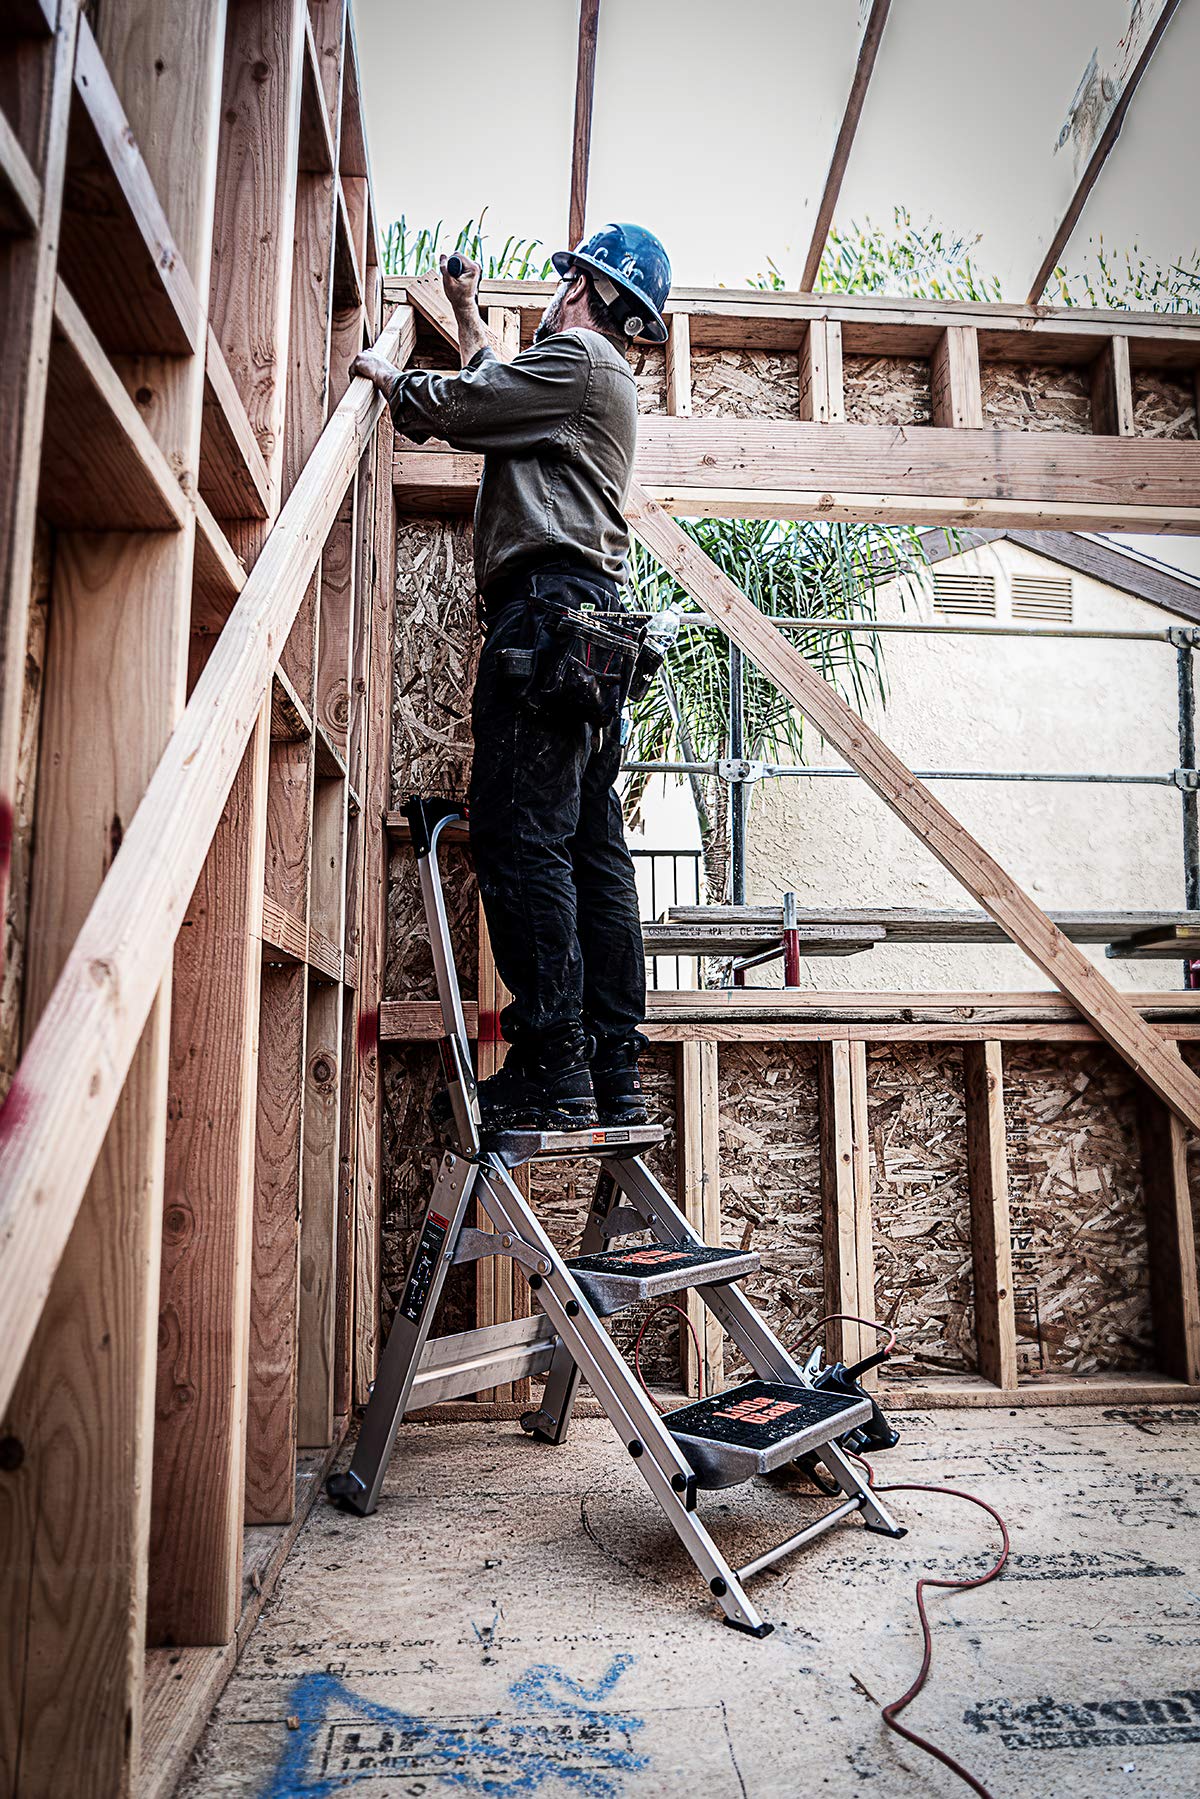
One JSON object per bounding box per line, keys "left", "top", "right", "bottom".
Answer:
{"left": 534, "top": 281, "right": 571, "bottom": 343}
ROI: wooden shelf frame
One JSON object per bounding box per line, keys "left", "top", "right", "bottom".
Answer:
{"left": 0, "top": 3, "right": 398, "bottom": 1792}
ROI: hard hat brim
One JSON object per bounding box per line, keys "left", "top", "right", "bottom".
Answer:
{"left": 551, "top": 248, "right": 669, "bottom": 344}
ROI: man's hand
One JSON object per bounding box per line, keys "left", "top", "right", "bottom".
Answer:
{"left": 440, "top": 252, "right": 481, "bottom": 315}
{"left": 350, "top": 350, "right": 401, "bottom": 401}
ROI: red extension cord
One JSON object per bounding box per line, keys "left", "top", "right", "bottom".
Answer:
{"left": 630, "top": 1304, "right": 1011, "bottom": 1798}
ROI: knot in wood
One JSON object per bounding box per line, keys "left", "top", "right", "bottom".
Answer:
{"left": 311, "top": 1053, "right": 335, "bottom": 1088}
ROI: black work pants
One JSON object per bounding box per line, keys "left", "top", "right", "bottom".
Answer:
{"left": 468, "top": 562, "right": 646, "bottom": 1048}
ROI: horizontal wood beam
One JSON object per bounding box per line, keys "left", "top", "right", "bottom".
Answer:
{"left": 0, "top": 307, "right": 412, "bottom": 1418}
{"left": 394, "top": 416, "right": 1200, "bottom": 533}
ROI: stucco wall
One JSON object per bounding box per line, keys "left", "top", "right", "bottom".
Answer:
{"left": 741, "top": 538, "right": 1188, "bottom": 992}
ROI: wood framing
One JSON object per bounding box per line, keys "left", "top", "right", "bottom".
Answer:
{"left": 567, "top": 0, "right": 599, "bottom": 248}
{"left": 678, "top": 1040, "right": 724, "bottom": 1396}
{"left": 962, "top": 1041, "right": 1017, "bottom": 1389}
{"left": 817, "top": 1039, "right": 875, "bottom": 1380}
{"left": 799, "top": 0, "right": 892, "bottom": 291}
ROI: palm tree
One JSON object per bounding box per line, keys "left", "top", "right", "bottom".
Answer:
{"left": 625, "top": 518, "right": 927, "bottom": 903}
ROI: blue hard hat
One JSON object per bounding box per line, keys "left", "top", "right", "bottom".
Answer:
{"left": 553, "top": 222, "right": 671, "bottom": 344}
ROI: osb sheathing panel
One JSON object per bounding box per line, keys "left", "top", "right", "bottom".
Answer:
{"left": 528, "top": 1049, "right": 681, "bottom": 1383}
{"left": 380, "top": 1044, "right": 475, "bottom": 1341}
{"left": 1003, "top": 1044, "right": 1153, "bottom": 1378}
{"left": 690, "top": 349, "right": 801, "bottom": 421}
{"left": 843, "top": 354, "right": 932, "bottom": 427}
{"left": 387, "top": 517, "right": 479, "bottom": 999}
{"left": 629, "top": 343, "right": 667, "bottom": 414}
{"left": 1132, "top": 370, "right": 1199, "bottom": 440}
{"left": 980, "top": 362, "right": 1092, "bottom": 433}
{"left": 717, "top": 1044, "right": 822, "bottom": 1379}
{"left": 867, "top": 1045, "right": 975, "bottom": 1381}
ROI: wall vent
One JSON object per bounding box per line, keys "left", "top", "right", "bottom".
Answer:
{"left": 1012, "top": 574, "right": 1073, "bottom": 623}
{"left": 931, "top": 572, "right": 997, "bottom": 617}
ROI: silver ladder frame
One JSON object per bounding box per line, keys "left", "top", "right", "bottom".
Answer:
{"left": 328, "top": 798, "right": 903, "bottom": 1636}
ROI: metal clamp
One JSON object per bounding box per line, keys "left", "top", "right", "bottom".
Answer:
{"left": 1168, "top": 627, "right": 1200, "bottom": 649}
{"left": 452, "top": 1226, "right": 551, "bottom": 1277}
{"left": 717, "top": 756, "right": 767, "bottom": 784}
{"left": 1172, "top": 768, "right": 1200, "bottom": 791}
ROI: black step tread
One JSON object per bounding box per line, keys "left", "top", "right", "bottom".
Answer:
{"left": 565, "top": 1242, "right": 759, "bottom": 1316}
{"left": 486, "top": 1123, "right": 665, "bottom": 1167}
{"left": 664, "top": 1378, "right": 871, "bottom": 1488}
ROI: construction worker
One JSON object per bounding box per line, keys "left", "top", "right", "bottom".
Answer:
{"left": 351, "top": 223, "right": 672, "bottom": 1133}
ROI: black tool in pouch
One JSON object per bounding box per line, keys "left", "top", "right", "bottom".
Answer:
{"left": 499, "top": 603, "right": 644, "bottom": 730}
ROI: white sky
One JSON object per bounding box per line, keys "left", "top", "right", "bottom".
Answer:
{"left": 354, "top": 0, "right": 1199, "bottom": 293}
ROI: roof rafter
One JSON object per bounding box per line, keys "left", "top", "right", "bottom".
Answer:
{"left": 799, "top": 0, "right": 892, "bottom": 293}
{"left": 1024, "top": 0, "right": 1183, "bottom": 305}
{"left": 567, "top": 0, "right": 600, "bottom": 250}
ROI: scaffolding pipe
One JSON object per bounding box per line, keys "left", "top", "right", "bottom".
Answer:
{"left": 623, "top": 761, "right": 1183, "bottom": 787}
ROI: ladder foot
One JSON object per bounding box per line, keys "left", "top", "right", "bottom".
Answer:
{"left": 326, "top": 1470, "right": 372, "bottom": 1516}
{"left": 722, "top": 1616, "right": 775, "bottom": 1639}
{"left": 863, "top": 1520, "right": 908, "bottom": 1539}
{"left": 519, "top": 1408, "right": 558, "bottom": 1442}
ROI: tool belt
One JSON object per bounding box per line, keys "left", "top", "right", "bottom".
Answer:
{"left": 500, "top": 604, "right": 659, "bottom": 729}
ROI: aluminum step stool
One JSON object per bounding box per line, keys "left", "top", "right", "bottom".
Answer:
{"left": 327, "top": 796, "right": 904, "bottom": 1636}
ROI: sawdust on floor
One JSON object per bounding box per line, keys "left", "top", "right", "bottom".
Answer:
{"left": 178, "top": 1403, "right": 1200, "bottom": 1798}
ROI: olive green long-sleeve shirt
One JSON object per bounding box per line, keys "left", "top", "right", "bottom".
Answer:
{"left": 389, "top": 328, "right": 638, "bottom": 593}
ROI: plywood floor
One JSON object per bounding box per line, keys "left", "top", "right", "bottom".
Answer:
{"left": 177, "top": 1404, "right": 1200, "bottom": 1797}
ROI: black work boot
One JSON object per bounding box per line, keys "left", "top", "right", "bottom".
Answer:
{"left": 476, "top": 1024, "right": 599, "bottom": 1135}
{"left": 589, "top": 1030, "right": 650, "bottom": 1126}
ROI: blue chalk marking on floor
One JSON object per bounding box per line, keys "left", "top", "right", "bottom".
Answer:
{"left": 262, "top": 1653, "right": 647, "bottom": 1796}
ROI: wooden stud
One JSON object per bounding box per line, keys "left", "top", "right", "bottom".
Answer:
{"left": 666, "top": 313, "right": 692, "bottom": 418}
{"left": 931, "top": 325, "right": 983, "bottom": 429}
{"left": 679, "top": 1040, "right": 724, "bottom": 1396}
{"left": 1136, "top": 1065, "right": 1200, "bottom": 1384}
{"left": 962, "top": 1041, "right": 1017, "bottom": 1389}
{"left": 0, "top": 0, "right": 78, "bottom": 937}
{"left": 1090, "top": 334, "right": 1135, "bottom": 437}
{"left": 798, "top": 319, "right": 844, "bottom": 424}
{"left": 817, "top": 1039, "right": 874, "bottom": 1377}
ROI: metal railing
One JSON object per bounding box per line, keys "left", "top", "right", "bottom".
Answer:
{"left": 620, "top": 612, "right": 1200, "bottom": 987}
{"left": 630, "top": 847, "right": 703, "bottom": 989}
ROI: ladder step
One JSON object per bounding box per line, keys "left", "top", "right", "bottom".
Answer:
{"left": 664, "top": 1379, "right": 872, "bottom": 1490}
{"left": 567, "top": 1243, "right": 759, "bottom": 1316}
{"left": 486, "top": 1122, "right": 665, "bottom": 1167}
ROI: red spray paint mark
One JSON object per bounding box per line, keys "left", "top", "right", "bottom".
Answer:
{"left": 357, "top": 1006, "right": 379, "bottom": 1057}
{"left": 0, "top": 1071, "right": 29, "bottom": 1145}
{"left": 477, "top": 1010, "right": 500, "bottom": 1045}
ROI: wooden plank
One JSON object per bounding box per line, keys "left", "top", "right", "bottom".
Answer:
{"left": 798, "top": 318, "right": 844, "bottom": 424}
{"left": 0, "top": 309, "right": 409, "bottom": 1421}
{"left": 0, "top": 0, "right": 78, "bottom": 942}
{"left": 931, "top": 325, "right": 983, "bottom": 429}
{"left": 297, "top": 6, "right": 335, "bottom": 173}
{"left": 60, "top": 14, "right": 201, "bottom": 356}
{"left": 0, "top": 92, "right": 40, "bottom": 233}
{"left": 316, "top": 501, "right": 355, "bottom": 753}
{"left": 39, "top": 277, "right": 189, "bottom": 531}
{"left": 817, "top": 1039, "right": 874, "bottom": 1374}
{"left": 270, "top": 664, "right": 312, "bottom": 742}
{"left": 150, "top": 711, "right": 269, "bottom": 1645}
{"left": 679, "top": 1040, "right": 724, "bottom": 1396}
{"left": 567, "top": 0, "right": 599, "bottom": 248}
{"left": 799, "top": 0, "right": 892, "bottom": 291}
{"left": 665, "top": 904, "right": 1200, "bottom": 944}
{"left": 194, "top": 493, "right": 248, "bottom": 620}
{"left": 665, "top": 312, "right": 691, "bottom": 417}
{"left": 136, "top": 1432, "right": 346, "bottom": 1799}
{"left": 962, "top": 1040, "right": 1017, "bottom": 1389}
{"left": 625, "top": 483, "right": 1200, "bottom": 1132}
{"left": 1136, "top": 1068, "right": 1200, "bottom": 1384}
{"left": 1090, "top": 334, "right": 1135, "bottom": 438}
{"left": 261, "top": 893, "right": 307, "bottom": 964}
{"left": 297, "top": 977, "right": 342, "bottom": 1445}
{"left": 644, "top": 921, "right": 881, "bottom": 956}
{"left": 352, "top": 424, "right": 396, "bottom": 1405}
{"left": 1024, "top": 0, "right": 1184, "bottom": 304}
{"left": 200, "top": 327, "right": 275, "bottom": 520}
